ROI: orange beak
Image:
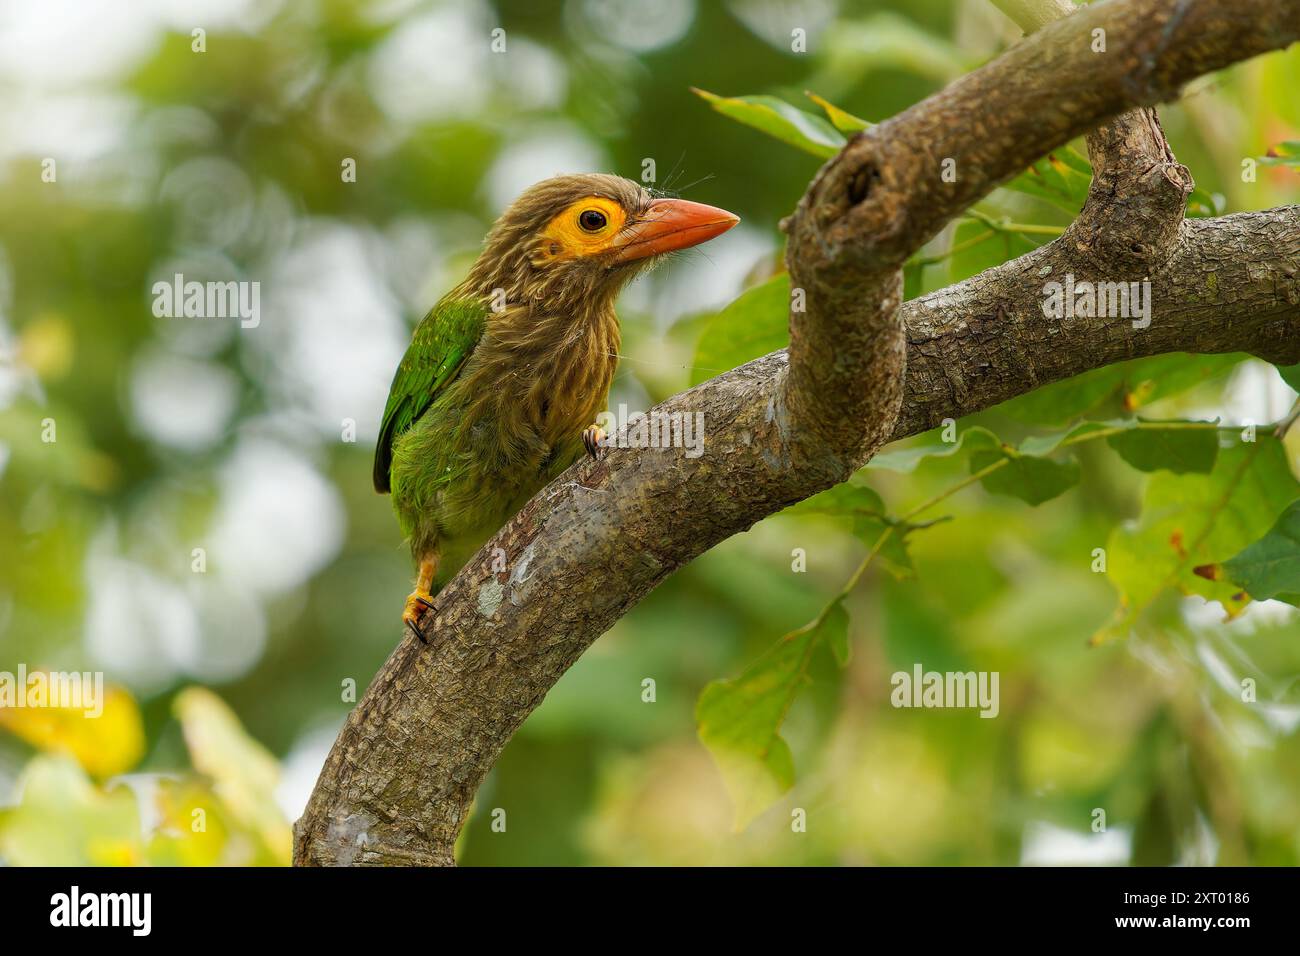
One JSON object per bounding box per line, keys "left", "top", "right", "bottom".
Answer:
{"left": 612, "top": 198, "right": 740, "bottom": 263}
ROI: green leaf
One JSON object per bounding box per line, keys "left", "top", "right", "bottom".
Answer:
{"left": 804, "top": 91, "right": 869, "bottom": 133}
{"left": 941, "top": 218, "right": 1005, "bottom": 284}
{"left": 1186, "top": 186, "right": 1225, "bottom": 218}
{"left": 1259, "top": 141, "right": 1300, "bottom": 167}
{"left": 820, "top": 601, "right": 852, "bottom": 666}
{"left": 1120, "top": 353, "right": 1245, "bottom": 409}
{"left": 785, "top": 480, "right": 920, "bottom": 579}
{"left": 1017, "top": 420, "right": 1119, "bottom": 456}
{"left": 1000, "top": 149, "right": 1092, "bottom": 214}
{"left": 821, "top": 13, "right": 969, "bottom": 85}
{"left": 850, "top": 515, "right": 917, "bottom": 580}
{"left": 1053, "top": 145, "right": 1094, "bottom": 177}
{"left": 970, "top": 447, "right": 1081, "bottom": 505}
{"left": 998, "top": 353, "right": 1245, "bottom": 426}
{"left": 0, "top": 756, "right": 143, "bottom": 866}
{"left": 874, "top": 421, "right": 1218, "bottom": 492}
{"left": 866, "top": 425, "right": 1000, "bottom": 473}
{"left": 999, "top": 367, "right": 1131, "bottom": 426}
{"left": 696, "top": 602, "right": 849, "bottom": 829}
{"left": 690, "top": 273, "right": 790, "bottom": 385}
{"left": 1106, "top": 422, "right": 1220, "bottom": 474}
{"left": 1222, "top": 499, "right": 1300, "bottom": 606}
{"left": 1277, "top": 362, "right": 1300, "bottom": 392}
{"left": 786, "top": 478, "right": 885, "bottom": 517}
{"left": 1104, "top": 437, "right": 1300, "bottom": 633}
{"left": 692, "top": 88, "right": 846, "bottom": 158}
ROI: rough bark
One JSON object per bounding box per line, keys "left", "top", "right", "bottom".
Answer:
{"left": 295, "top": 0, "right": 1300, "bottom": 866}
{"left": 894, "top": 210, "right": 1300, "bottom": 440}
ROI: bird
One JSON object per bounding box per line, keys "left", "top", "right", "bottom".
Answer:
{"left": 373, "top": 173, "right": 739, "bottom": 642}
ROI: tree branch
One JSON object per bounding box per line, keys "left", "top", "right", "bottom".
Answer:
{"left": 294, "top": 0, "right": 1300, "bottom": 865}
{"left": 893, "top": 207, "right": 1300, "bottom": 440}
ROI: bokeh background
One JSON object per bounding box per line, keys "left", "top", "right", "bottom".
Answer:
{"left": 1, "top": 0, "right": 1298, "bottom": 866}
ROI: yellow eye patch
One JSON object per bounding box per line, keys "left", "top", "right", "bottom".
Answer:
{"left": 536, "top": 197, "right": 628, "bottom": 261}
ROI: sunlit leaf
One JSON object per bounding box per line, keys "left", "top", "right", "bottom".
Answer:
{"left": 1260, "top": 141, "right": 1300, "bottom": 167}
{"left": 1103, "top": 437, "right": 1300, "bottom": 635}
{"left": 692, "top": 88, "right": 846, "bottom": 158}
{"left": 0, "top": 678, "right": 145, "bottom": 779}
{"left": 146, "top": 778, "right": 243, "bottom": 867}
{"left": 0, "top": 756, "right": 143, "bottom": 866}
{"left": 174, "top": 688, "right": 292, "bottom": 865}
{"left": 16, "top": 312, "right": 75, "bottom": 380}
{"left": 804, "top": 91, "right": 870, "bottom": 133}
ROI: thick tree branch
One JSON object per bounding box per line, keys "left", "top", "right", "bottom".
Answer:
{"left": 780, "top": 0, "right": 1297, "bottom": 466}
{"left": 791, "top": 0, "right": 1296, "bottom": 274}
{"left": 998, "top": 0, "right": 1194, "bottom": 268}
{"left": 895, "top": 208, "right": 1300, "bottom": 438}
{"left": 295, "top": 0, "right": 1300, "bottom": 865}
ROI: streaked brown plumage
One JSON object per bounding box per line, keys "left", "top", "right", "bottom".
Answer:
{"left": 374, "top": 173, "right": 739, "bottom": 641}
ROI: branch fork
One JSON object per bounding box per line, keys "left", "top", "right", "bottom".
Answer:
{"left": 295, "top": 0, "right": 1300, "bottom": 865}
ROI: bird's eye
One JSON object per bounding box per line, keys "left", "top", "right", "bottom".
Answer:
{"left": 578, "top": 209, "right": 607, "bottom": 232}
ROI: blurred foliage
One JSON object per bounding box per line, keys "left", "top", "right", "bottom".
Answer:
{"left": 0, "top": 678, "right": 145, "bottom": 778}
{"left": 1, "top": 0, "right": 1299, "bottom": 866}
{"left": 0, "top": 686, "right": 289, "bottom": 865}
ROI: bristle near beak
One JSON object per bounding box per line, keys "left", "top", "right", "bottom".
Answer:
{"left": 611, "top": 198, "right": 740, "bottom": 263}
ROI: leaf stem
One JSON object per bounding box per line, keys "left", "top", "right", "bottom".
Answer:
{"left": 911, "top": 229, "right": 996, "bottom": 268}
{"left": 964, "top": 208, "right": 1066, "bottom": 236}
{"left": 841, "top": 420, "right": 1237, "bottom": 602}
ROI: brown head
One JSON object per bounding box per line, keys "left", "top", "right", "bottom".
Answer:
{"left": 461, "top": 173, "right": 739, "bottom": 310}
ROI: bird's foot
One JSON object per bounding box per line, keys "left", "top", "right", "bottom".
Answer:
{"left": 402, "top": 590, "right": 437, "bottom": 644}
{"left": 582, "top": 424, "right": 607, "bottom": 460}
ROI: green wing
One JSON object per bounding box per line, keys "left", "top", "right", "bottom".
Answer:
{"left": 373, "top": 296, "right": 487, "bottom": 493}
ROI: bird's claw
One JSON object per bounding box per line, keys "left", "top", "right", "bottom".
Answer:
{"left": 582, "top": 424, "right": 606, "bottom": 460}
{"left": 403, "top": 592, "right": 438, "bottom": 645}
{"left": 405, "top": 617, "right": 427, "bottom": 644}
